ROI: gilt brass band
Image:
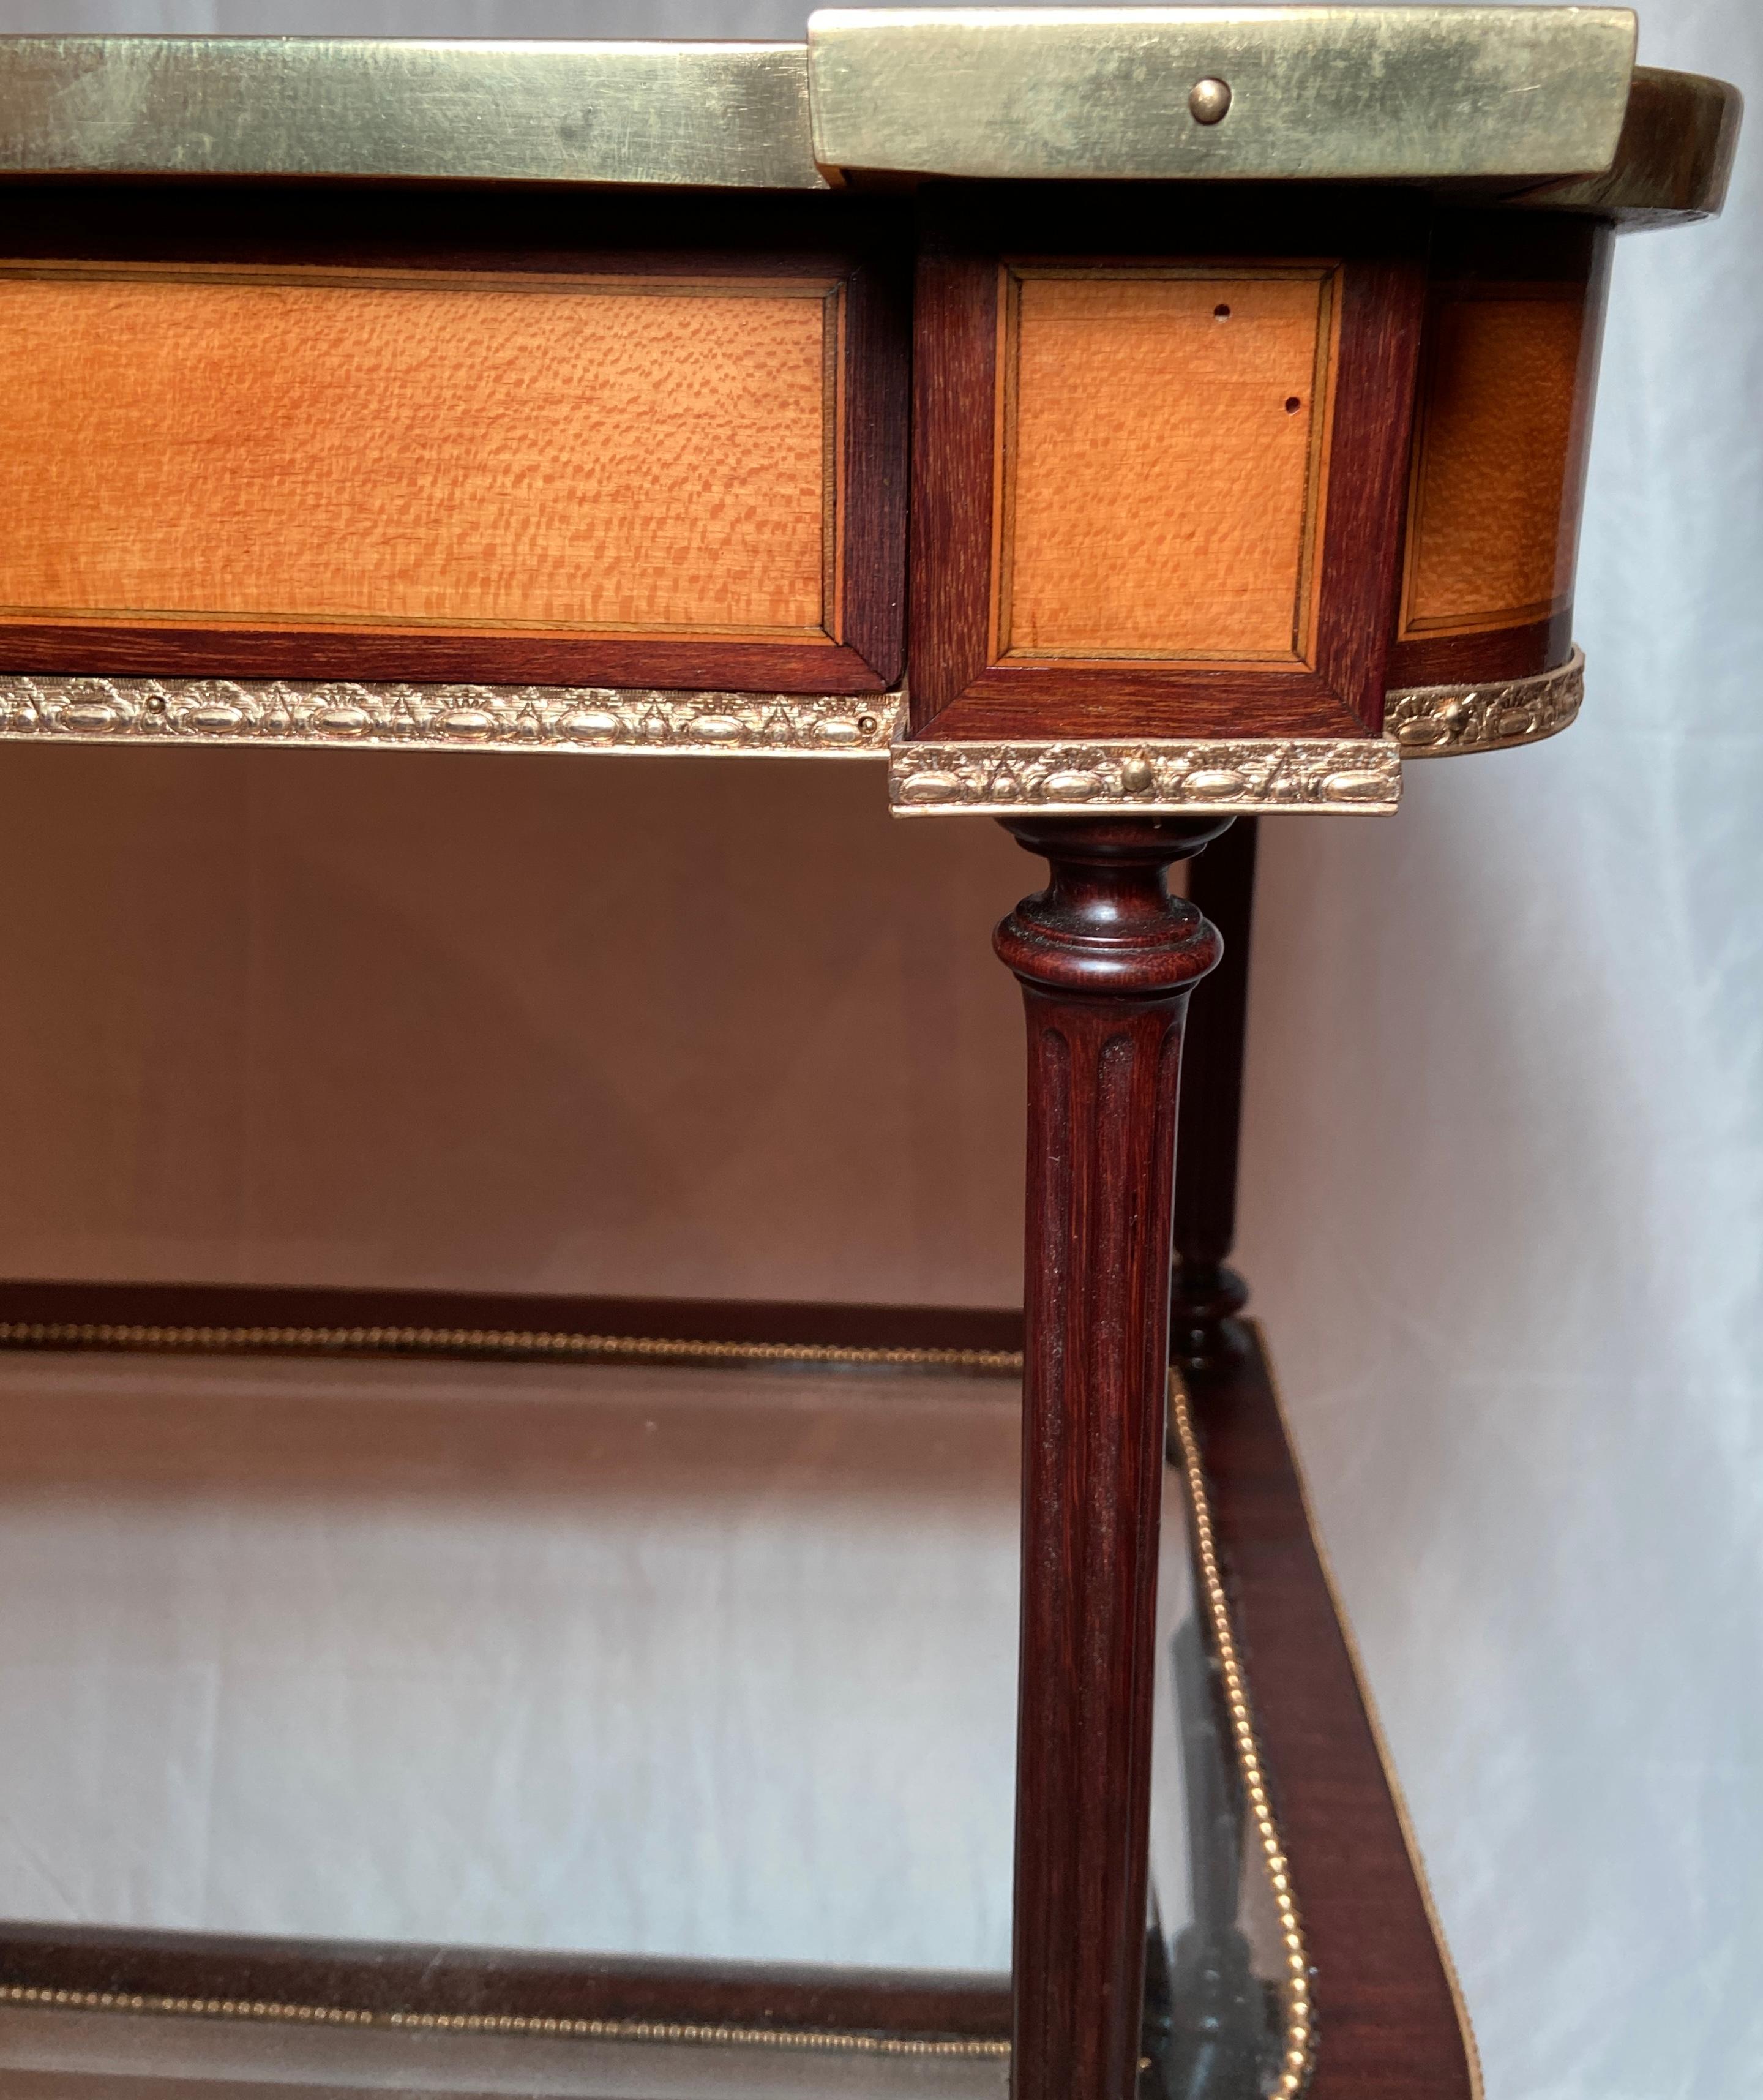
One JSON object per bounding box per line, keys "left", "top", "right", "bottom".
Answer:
{"left": 0, "top": 656, "right": 1590, "bottom": 811}
{"left": 888, "top": 734, "right": 1403, "bottom": 817}
{"left": 807, "top": 5, "right": 1640, "bottom": 184}
{"left": 0, "top": 21, "right": 1739, "bottom": 223}
{"left": 0, "top": 677, "right": 901, "bottom": 759}
{"left": 0, "top": 37, "right": 829, "bottom": 190}
{"left": 1386, "top": 650, "right": 1585, "bottom": 757}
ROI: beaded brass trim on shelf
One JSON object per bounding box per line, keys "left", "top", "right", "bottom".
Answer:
{"left": 0, "top": 1984, "right": 1008, "bottom": 2058}
{"left": 0, "top": 1320, "right": 1309, "bottom": 2083}
{"left": 1387, "top": 649, "right": 1584, "bottom": 757}
{"left": 0, "top": 676, "right": 901, "bottom": 759}
{"left": 0, "top": 1319, "right": 1020, "bottom": 1376}
{"left": 1250, "top": 1327, "right": 1484, "bottom": 2100}
{"left": 1169, "top": 1368, "right": 1315, "bottom": 2100}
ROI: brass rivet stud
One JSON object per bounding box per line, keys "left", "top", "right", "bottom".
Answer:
{"left": 1189, "top": 77, "right": 1232, "bottom": 124}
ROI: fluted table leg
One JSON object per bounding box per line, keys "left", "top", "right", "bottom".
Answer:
{"left": 994, "top": 816, "right": 1227, "bottom": 2100}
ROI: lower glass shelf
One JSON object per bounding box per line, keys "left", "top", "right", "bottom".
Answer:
{"left": 0, "top": 1307, "right": 1314, "bottom": 2096}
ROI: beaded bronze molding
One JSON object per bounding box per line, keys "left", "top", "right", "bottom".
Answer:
{"left": 0, "top": 659, "right": 1579, "bottom": 804}
{"left": 1385, "top": 648, "right": 1584, "bottom": 757}
{"left": 0, "top": 1318, "right": 1020, "bottom": 1376}
{"left": 889, "top": 733, "right": 1402, "bottom": 816}
{"left": 0, "top": 675, "right": 901, "bottom": 757}
{"left": 1169, "top": 1368, "right": 1314, "bottom": 2100}
{"left": 0, "top": 1984, "right": 1006, "bottom": 2059}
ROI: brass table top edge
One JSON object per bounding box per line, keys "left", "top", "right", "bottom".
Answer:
{"left": 0, "top": 20, "right": 1737, "bottom": 223}
{"left": 0, "top": 654, "right": 1585, "bottom": 812}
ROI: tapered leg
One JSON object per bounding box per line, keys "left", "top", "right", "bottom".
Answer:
{"left": 994, "top": 816, "right": 1227, "bottom": 2100}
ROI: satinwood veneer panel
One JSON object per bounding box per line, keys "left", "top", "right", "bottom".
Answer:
{"left": 0, "top": 263, "right": 836, "bottom": 637}
{"left": 1390, "top": 213, "right": 1611, "bottom": 689}
{"left": 0, "top": 185, "right": 910, "bottom": 693}
{"left": 1000, "top": 268, "right": 1335, "bottom": 663}
{"left": 1402, "top": 291, "right": 1584, "bottom": 632}
{"left": 908, "top": 187, "right": 1428, "bottom": 743}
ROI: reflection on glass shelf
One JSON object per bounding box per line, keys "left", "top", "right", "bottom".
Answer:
{"left": 1149, "top": 1457, "right": 1292, "bottom": 2100}
{"left": 0, "top": 1998, "right": 1012, "bottom": 2100}
{"left": 0, "top": 1340, "right": 1295, "bottom": 2098}
{"left": 0, "top": 1348, "right": 1020, "bottom": 1970}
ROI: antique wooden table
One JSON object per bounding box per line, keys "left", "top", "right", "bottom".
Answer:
{"left": 0, "top": 10, "right": 1740, "bottom": 2098}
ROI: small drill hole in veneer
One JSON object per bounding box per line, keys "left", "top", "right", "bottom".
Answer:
{"left": 1285, "top": 396, "right": 1302, "bottom": 413}
{"left": 1213, "top": 303, "right": 1230, "bottom": 319}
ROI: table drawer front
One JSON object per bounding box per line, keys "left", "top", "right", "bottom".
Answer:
{"left": 0, "top": 252, "right": 906, "bottom": 694}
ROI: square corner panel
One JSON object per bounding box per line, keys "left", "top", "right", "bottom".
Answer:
{"left": 908, "top": 244, "right": 1425, "bottom": 742}
{"left": 998, "top": 266, "right": 1336, "bottom": 666}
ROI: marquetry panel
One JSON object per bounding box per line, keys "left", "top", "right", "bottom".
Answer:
{"left": 998, "top": 268, "right": 1336, "bottom": 664}
{"left": 0, "top": 252, "right": 906, "bottom": 693}
{"left": 907, "top": 200, "right": 1426, "bottom": 744}
{"left": 1387, "top": 213, "right": 1611, "bottom": 690}
{"left": 1399, "top": 288, "right": 1586, "bottom": 639}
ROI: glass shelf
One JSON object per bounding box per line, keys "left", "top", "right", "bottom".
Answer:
{"left": 0, "top": 1332, "right": 1297, "bottom": 2096}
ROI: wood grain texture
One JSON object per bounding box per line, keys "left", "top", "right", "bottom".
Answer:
{"left": 1388, "top": 212, "right": 1611, "bottom": 690}
{"left": 0, "top": 623, "right": 893, "bottom": 692}
{"left": 994, "top": 817, "right": 1225, "bottom": 2100}
{"left": 0, "top": 264, "right": 834, "bottom": 638}
{"left": 908, "top": 190, "right": 1427, "bottom": 742}
{"left": 1000, "top": 270, "right": 1333, "bottom": 663}
{"left": 1186, "top": 1324, "right": 1476, "bottom": 2100}
{"left": 1399, "top": 289, "right": 1585, "bottom": 636}
{"left": 909, "top": 240, "right": 1001, "bottom": 732}
{"left": 0, "top": 182, "right": 913, "bottom": 693}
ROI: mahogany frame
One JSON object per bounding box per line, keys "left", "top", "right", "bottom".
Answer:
{"left": 907, "top": 187, "right": 1429, "bottom": 743}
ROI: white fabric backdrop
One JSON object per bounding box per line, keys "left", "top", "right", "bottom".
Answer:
{"left": 0, "top": 1, "right": 1755, "bottom": 2094}
{"left": 1235, "top": 9, "right": 1763, "bottom": 2098}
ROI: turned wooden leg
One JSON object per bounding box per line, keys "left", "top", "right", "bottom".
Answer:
{"left": 994, "top": 816, "right": 1227, "bottom": 2100}
{"left": 1172, "top": 814, "right": 1260, "bottom": 1365}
